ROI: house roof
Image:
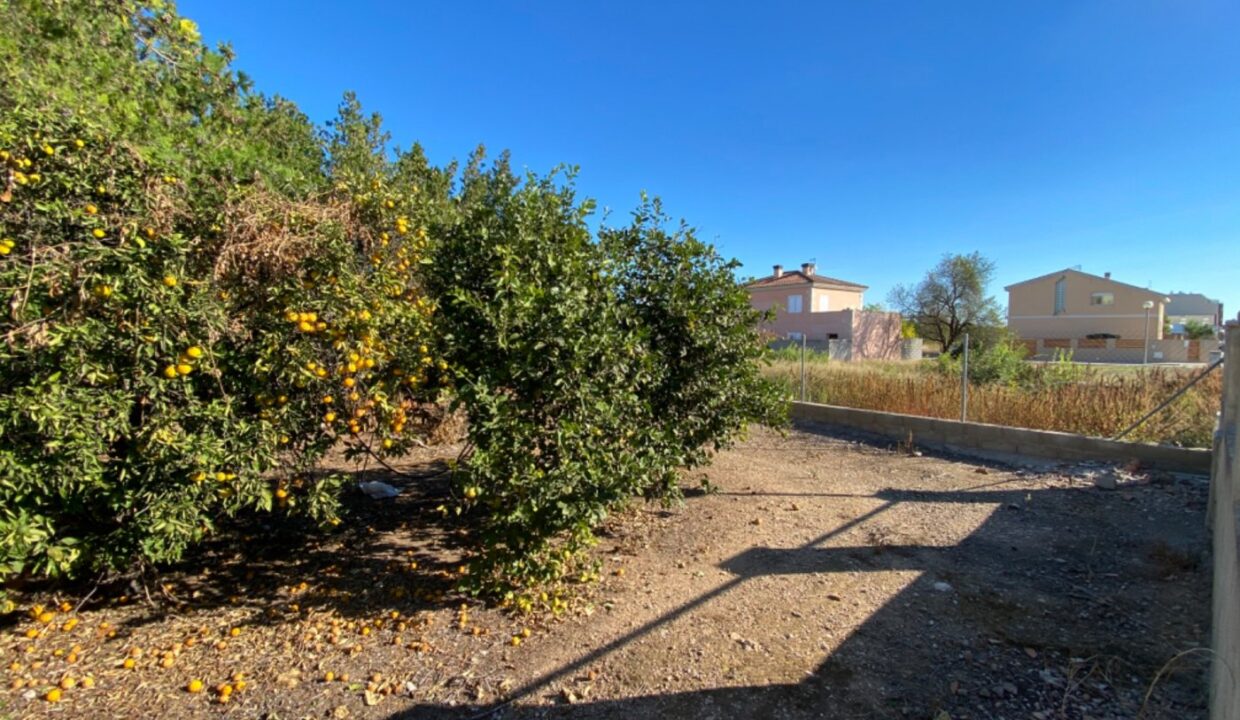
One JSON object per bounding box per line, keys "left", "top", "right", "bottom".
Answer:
{"left": 1165, "top": 292, "right": 1220, "bottom": 317}
{"left": 1003, "top": 268, "right": 1167, "bottom": 300}
{"left": 746, "top": 270, "right": 868, "bottom": 292}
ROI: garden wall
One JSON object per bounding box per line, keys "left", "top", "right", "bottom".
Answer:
{"left": 790, "top": 400, "right": 1211, "bottom": 473}
{"left": 1024, "top": 337, "right": 1222, "bottom": 364}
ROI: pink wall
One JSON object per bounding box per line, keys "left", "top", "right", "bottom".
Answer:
{"left": 756, "top": 308, "right": 853, "bottom": 340}
{"left": 749, "top": 285, "right": 864, "bottom": 338}
{"left": 850, "top": 311, "right": 903, "bottom": 360}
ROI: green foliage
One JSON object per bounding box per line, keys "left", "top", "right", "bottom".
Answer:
{"left": 431, "top": 165, "right": 783, "bottom": 599}
{"left": 888, "top": 252, "right": 1002, "bottom": 349}
{"left": 601, "top": 198, "right": 786, "bottom": 476}
{"left": 0, "top": 0, "right": 784, "bottom": 602}
{"left": 935, "top": 338, "right": 1090, "bottom": 390}
{"left": 429, "top": 158, "right": 635, "bottom": 594}
{"left": 0, "top": 1, "right": 442, "bottom": 585}
{"left": 963, "top": 341, "right": 1031, "bottom": 386}
{"left": 935, "top": 332, "right": 1028, "bottom": 386}
{"left": 1181, "top": 319, "right": 1216, "bottom": 340}
{"left": 768, "top": 345, "right": 831, "bottom": 363}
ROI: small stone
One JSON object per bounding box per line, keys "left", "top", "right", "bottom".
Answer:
{"left": 827, "top": 593, "right": 842, "bottom": 601}
{"left": 1093, "top": 470, "right": 1119, "bottom": 490}
{"left": 333, "top": 705, "right": 350, "bottom": 719}
{"left": 933, "top": 581, "right": 953, "bottom": 593}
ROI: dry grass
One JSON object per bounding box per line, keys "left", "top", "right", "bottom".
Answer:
{"left": 766, "top": 360, "right": 1222, "bottom": 447}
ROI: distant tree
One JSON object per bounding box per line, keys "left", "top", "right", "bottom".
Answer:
{"left": 862, "top": 302, "right": 886, "bottom": 312}
{"left": 888, "top": 252, "right": 1003, "bottom": 350}
{"left": 1182, "top": 319, "right": 1217, "bottom": 340}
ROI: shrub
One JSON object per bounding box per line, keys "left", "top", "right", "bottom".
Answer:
{"left": 601, "top": 198, "right": 786, "bottom": 489}
{"left": 430, "top": 163, "right": 783, "bottom": 599}
{"left": 768, "top": 345, "right": 831, "bottom": 363}
{"left": 0, "top": 2, "right": 444, "bottom": 584}
{"left": 964, "top": 340, "right": 1032, "bottom": 386}
{"left": 1, "top": 0, "right": 783, "bottom": 601}
{"left": 1182, "top": 319, "right": 1216, "bottom": 340}
{"left": 934, "top": 330, "right": 1032, "bottom": 387}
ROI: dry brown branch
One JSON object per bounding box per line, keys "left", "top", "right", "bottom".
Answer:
{"left": 212, "top": 188, "right": 363, "bottom": 283}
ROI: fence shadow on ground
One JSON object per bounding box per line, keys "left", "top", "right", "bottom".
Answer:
{"left": 384, "top": 471, "right": 1210, "bottom": 719}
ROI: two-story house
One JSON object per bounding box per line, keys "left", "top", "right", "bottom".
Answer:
{"left": 1165, "top": 292, "right": 1224, "bottom": 337}
{"left": 745, "top": 262, "right": 902, "bottom": 360}
{"left": 1005, "top": 269, "right": 1168, "bottom": 340}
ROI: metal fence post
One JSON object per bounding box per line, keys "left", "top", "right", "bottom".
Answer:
{"left": 960, "top": 332, "right": 969, "bottom": 422}
{"left": 799, "top": 334, "right": 807, "bottom": 402}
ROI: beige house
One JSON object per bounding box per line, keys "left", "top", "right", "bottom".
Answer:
{"left": 1005, "top": 269, "right": 1168, "bottom": 340}
{"left": 1165, "top": 292, "right": 1224, "bottom": 336}
{"left": 746, "top": 262, "right": 903, "bottom": 360}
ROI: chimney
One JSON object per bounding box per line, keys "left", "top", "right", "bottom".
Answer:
{"left": 1104, "top": 271, "right": 1111, "bottom": 279}
{"left": 772, "top": 264, "right": 783, "bottom": 278}
{"left": 801, "top": 262, "right": 816, "bottom": 276}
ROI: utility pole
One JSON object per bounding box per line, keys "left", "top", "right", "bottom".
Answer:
{"left": 1143, "top": 300, "right": 1154, "bottom": 364}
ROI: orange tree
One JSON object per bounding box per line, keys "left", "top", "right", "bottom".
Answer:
{"left": 0, "top": 1, "right": 445, "bottom": 587}
{"left": 600, "top": 197, "right": 786, "bottom": 491}
{"left": 429, "top": 156, "right": 784, "bottom": 604}
{"left": 0, "top": 0, "right": 781, "bottom": 603}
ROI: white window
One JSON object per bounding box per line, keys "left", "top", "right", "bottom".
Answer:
{"left": 1090, "top": 292, "right": 1114, "bottom": 306}
{"left": 1054, "top": 278, "right": 1066, "bottom": 315}
{"left": 787, "top": 294, "right": 803, "bottom": 313}
{"left": 816, "top": 294, "right": 830, "bottom": 311}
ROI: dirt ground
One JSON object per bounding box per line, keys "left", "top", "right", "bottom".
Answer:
{"left": 1, "top": 424, "right": 1211, "bottom": 719}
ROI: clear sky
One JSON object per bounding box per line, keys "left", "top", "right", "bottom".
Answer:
{"left": 182, "top": 0, "right": 1240, "bottom": 317}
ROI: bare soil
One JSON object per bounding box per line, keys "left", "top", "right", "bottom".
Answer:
{"left": 1, "top": 424, "right": 1210, "bottom": 719}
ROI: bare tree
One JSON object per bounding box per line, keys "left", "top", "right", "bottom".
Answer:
{"left": 888, "top": 252, "right": 1002, "bottom": 350}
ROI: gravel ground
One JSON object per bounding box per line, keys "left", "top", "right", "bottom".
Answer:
{"left": 1, "top": 424, "right": 1210, "bottom": 719}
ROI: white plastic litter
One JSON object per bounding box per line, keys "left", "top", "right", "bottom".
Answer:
{"left": 358, "top": 481, "right": 400, "bottom": 499}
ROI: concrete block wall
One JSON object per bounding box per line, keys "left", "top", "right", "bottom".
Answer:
{"left": 1025, "top": 337, "right": 1222, "bottom": 363}
{"left": 790, "top": 401, "right": 1211, "bottom": 473}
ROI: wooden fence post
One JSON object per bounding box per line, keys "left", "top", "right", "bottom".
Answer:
{"left": 1211, "top": 322, "right": 1240, "bottom": 720}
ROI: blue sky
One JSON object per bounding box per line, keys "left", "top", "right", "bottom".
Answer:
{"left": 183, "top": 0, "right": 1240, "bottom": 316}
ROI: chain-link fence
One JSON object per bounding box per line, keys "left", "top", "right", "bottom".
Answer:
{"left": 766, "top": 339, "right": 1224, "bottom": 448}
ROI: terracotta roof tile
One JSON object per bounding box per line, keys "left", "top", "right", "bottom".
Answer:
{"left": 746, "top": 270, "right": 867, "bottom": 291}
